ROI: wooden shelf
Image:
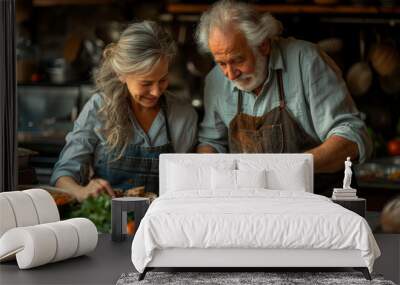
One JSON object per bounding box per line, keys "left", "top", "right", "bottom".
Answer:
{"left": 31, "top": 1, "right": 400, "bottom": 13}
{"left": 33, "top": 0, "right": 113, "bottom": 7}
{"left": 167, "top": 3, "right": 400, "bottom": 14}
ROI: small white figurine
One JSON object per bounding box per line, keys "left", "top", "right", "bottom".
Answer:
{"left": 332, "top": 157, "right": 357, "bottom": 198}
{"left": 343, "top": 157, "right": 353, "bottom": 189}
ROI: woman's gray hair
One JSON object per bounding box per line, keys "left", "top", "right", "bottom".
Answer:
{"left": 195, "top": 0, "right": 283, "bottom": 53}
{"left": 93, "top": 21, "right": 176, "bottom": 158}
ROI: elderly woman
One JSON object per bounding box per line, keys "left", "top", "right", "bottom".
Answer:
{"left": 50, "top": 21, "right": 198, "bottom": 201}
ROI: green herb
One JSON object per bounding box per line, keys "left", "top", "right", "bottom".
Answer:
{"left": 67, "top": 193, "right": 111, "bottom": 233}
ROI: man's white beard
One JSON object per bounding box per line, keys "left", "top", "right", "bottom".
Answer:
{"left": 232, "top": 49, "right": 268, "bottom": 93}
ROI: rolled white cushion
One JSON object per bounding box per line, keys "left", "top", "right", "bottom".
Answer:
{"left": 0, "top": 192, "right": 39, "bottom": 227}
{"left": 64, "top": 218, "right": 98, "bottom": 257}
{"left": 42, "top": 221, "right": 79, "bottom": 262}
{"left": 0, "top": 218, "right": 98, "bottom": 269}
{"left": 23, "top": 189, "right": 60, "bottom": 224}
{"left": 0, "top": 226, "right": 57, "bottom": 269}
{"left": 0, "top": 196, "right": 17, "bottom": 238}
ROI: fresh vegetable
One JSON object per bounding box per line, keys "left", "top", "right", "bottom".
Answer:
{"left": 127, "top": 220, "right": 136, "bottom": 235}
{"left": 66, "top": 193, "right": 111, "bottom": 233}
{"left": 49, "top": 192, "right": 74, "bottom": 206}
{"left": 387, "top": 139, "right": 400, "bottom": 156}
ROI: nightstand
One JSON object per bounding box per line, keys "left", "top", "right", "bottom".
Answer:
{"left": 331, "top": 198, "right": 366, "bottom": 217}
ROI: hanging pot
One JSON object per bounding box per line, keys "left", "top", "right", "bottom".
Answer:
{"left": 346, "top": 31, "right": 373, "bottom": 97}
{"left": 369, "top": 43, "right": 400, "bottom": 77}
{"left": 380, "top": 66, "right": 400, "bottom": 95}
{"left": 346, "top": 62, "right": 373, "bottom": 97}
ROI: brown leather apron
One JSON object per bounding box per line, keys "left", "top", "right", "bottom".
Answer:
{"left": 228, "top": 70, "right": 349, "bottom": 195}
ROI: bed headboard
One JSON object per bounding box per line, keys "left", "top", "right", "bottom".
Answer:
{"left": 159, "top": 154, "right": 314, "bottom": 196}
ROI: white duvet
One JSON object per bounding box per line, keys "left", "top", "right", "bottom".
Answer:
{"left": 131, "top": 190, "right": 380, "bottom": 273}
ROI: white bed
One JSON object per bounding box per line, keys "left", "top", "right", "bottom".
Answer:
{"left": 131, "top": 154, "right": 380, "bottom": 280}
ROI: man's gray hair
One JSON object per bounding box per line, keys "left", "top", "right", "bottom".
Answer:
{"left": 195, "top": 0, "right": 283, "bottom": 53}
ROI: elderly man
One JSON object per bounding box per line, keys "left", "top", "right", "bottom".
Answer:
{"left": 195, "top": 0, "right": 372, "bottom": 194}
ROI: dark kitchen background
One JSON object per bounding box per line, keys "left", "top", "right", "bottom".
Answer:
{"left": 15, "top": 0, "right": 399, "bottom": 232}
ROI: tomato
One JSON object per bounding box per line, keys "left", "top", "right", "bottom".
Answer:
{"left": 387, "top": 139, "right": 400, "bottom": 156}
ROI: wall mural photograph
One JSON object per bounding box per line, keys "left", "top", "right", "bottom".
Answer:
{"left": 1, "top": 0, "right": 399, "bottom": 284}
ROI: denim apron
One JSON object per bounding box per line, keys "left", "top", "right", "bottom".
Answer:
{"left": 93, "top": 99, "right": 174, "bottom": 195}
{"left": 228, "top": 70, "right": 355, "bottom": 195}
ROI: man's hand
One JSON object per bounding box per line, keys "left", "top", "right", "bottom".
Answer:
{"left": 306, "top": 135, "right": 359, "bottom": 173}
{"left": 196, "top": 145, "right": 217, "bottom": 153}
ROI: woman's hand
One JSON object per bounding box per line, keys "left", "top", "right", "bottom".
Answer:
{"left": 79, "top": 178, "right": 115, "bottom": 202}
{"left": 55, "top": 176, "right": 115, "bottom": 202}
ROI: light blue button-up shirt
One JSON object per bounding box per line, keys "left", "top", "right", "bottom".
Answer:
{"left": 198, "top": 37, "right": 372, "bottom": 163}
{"left": 50, "top": 93, "right": 198, "bottom": 185}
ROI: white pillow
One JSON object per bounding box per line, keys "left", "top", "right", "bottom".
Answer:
{"left": 166, "top": 159, "right": 236, "bottom": 192}
{"left": 237, "top": 169, "right": 267, "bottom": 189}
{"left": 272, "top": 161, "right": 307, "bottom": 192}
{"left": 167, "top": 162, "right": 210, "bottom": 191}
{"left": 211, "top": 169, "right": 267, "bottom": 190}
{"left": 211, "top": 168, "right": 236, "bottom": 190}
{"left": 238, "top": 159, "right": 308, "bottom": 192}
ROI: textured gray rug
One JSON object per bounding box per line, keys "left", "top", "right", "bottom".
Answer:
{"left": 116, "top": 271, "right": 396, "bottom": 285}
